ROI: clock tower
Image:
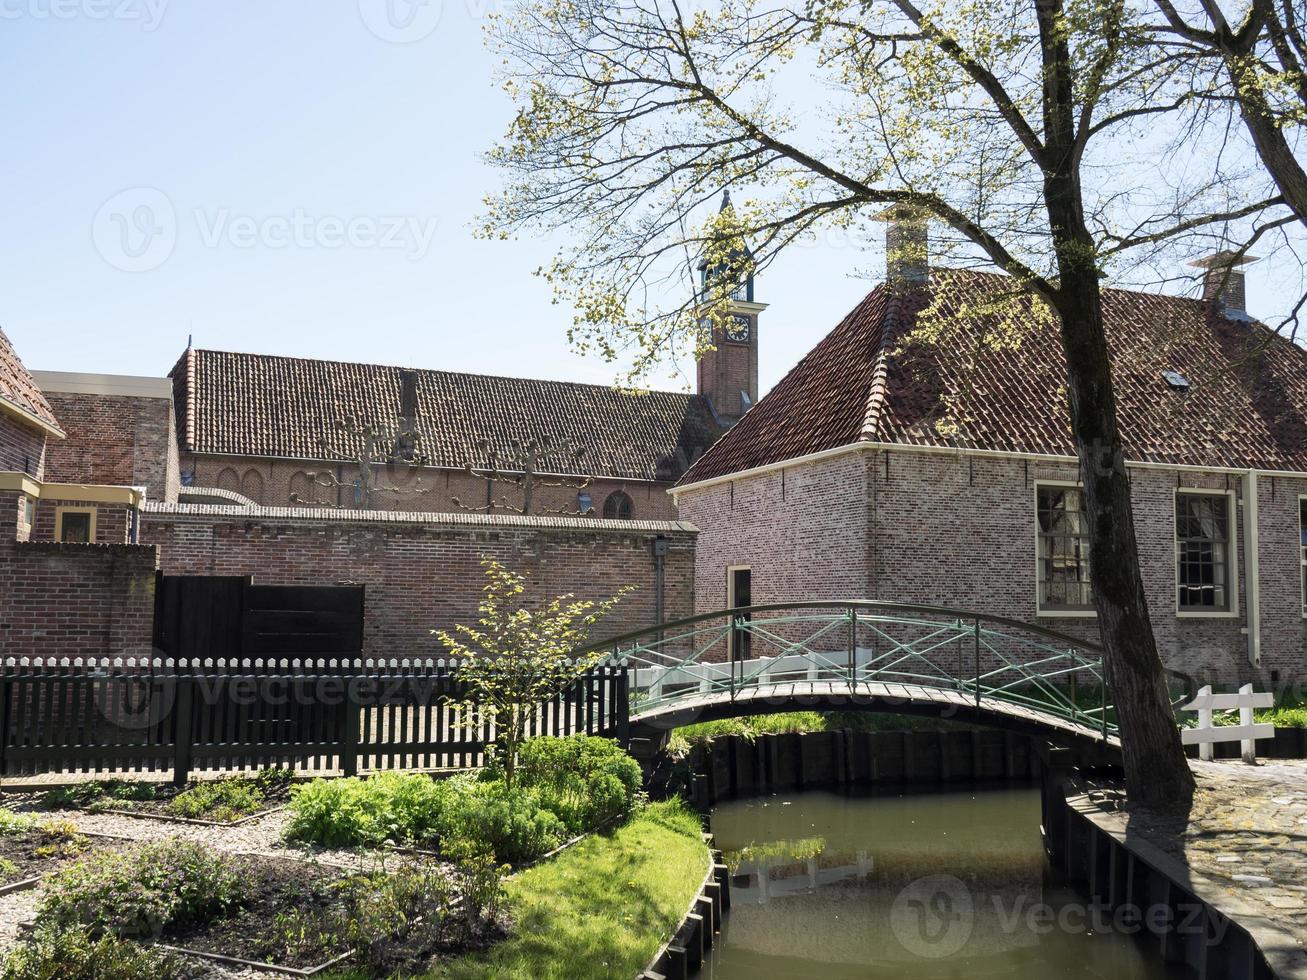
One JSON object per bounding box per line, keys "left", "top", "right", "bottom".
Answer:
{"left": 696, "top": 192, "right": 766, "bottom": 426}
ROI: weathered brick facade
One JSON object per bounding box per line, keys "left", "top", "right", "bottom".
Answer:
{"left": 31, "top": 498, "right": 134, "bottom": 546}
{"left": 675, "top": 447, "right": 1307, "bottom": 684}
{"left": 0, "top": 490, "right": 157, "bottom": 659}
{"left": 141, "top": 505, "right": 697, "bottom": 659}
{"left": 184, "top": 454, "right": 677, "bottom": 521}
{"left": 35, "top": 375, "right": 180, "bottom": 503}
{"left": 0, "top": 414, "right": 46, "bottom": 481}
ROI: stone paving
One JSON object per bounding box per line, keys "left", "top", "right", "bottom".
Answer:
{"left": 1109, "top": 759, "right": 1307, "bottom": 958}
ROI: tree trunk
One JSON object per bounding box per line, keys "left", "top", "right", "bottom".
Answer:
{"left": 1036, "top": 0, "right": 1195, "bottom": 810}
{"left": 1052, "top": 268, "right": 1197, "bottom": 809}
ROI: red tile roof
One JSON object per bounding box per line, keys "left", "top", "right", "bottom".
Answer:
{"left": 679, "top": 269, "right": 1307, "bottom": 484}
{"left": 0, "top": 328, "right": 62, "bottom": 437}
{"left": 171, "top": 348, "right": 720, "bottom": 482}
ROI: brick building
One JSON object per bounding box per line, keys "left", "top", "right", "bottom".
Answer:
{"left": 0, "top": 329, "right": 158, "bottom": 659}
{"left": 168, "top": 347, "right": 730, "bottom": 521}
{"left": 673, "top": 234, "right": 1307, "bottom": 684}
{"left": 0, "top": 328, "right": 697, "bottom": 659}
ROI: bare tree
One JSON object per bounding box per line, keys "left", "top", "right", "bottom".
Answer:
{"left": 291, "top": 415, "right": 431, "bottom": 510}
{"left": 472, "top": 0, "right": 1304, "bottom": 806}
{"left": 453, "top": 435, "right": 594, "bottom": 516}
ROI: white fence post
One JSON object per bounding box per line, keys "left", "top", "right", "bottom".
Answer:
{"left": 1180, "top": 685, "right": 1275, "bottom": 764}
{"left": 1239, "top": 683, "right": 1257, "bottom": 764}
{"left": 1197, "top": 685, "right": 1214, "bottom": 762}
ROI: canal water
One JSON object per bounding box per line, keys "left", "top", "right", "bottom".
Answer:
{"left": 706, "top": 785, "right": 1188, "bottom": 978}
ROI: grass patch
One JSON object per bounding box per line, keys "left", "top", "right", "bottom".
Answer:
{"left": 667, "top": 709, "right": 973, "bottom": 754}
{"left": 359, "top": 798, "right": 707, "bottom": 980}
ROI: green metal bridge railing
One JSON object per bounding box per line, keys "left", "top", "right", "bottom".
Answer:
{"left": 580, "top": 600, "right": 1197, "bottom": 742}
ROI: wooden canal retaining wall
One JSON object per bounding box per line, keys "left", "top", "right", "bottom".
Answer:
{"left": 681, "top": 728, "right": 1045, "bottom": 807}
{"left": 637, "top": 828, "right": 730, "bottom": 980}
{"left": 1043, "top": 783, "right": 1298, "bottom": 979}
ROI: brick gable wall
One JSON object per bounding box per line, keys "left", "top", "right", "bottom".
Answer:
{"left": 42, "top": 391, "right": 179, "bottom": 503}
{"left": 676, "top": 447, "right": 1307, "bottom": 684}
{"left": 0, "top": 415, "right": 46, "bottom": 480}
{"left": 678, "top": 450, "right": 872, "bottom": 613}
{"left": 141, "top": 506, "right": 696, "bottom": 659}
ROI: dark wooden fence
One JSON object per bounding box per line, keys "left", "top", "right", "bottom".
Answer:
{"left": 0, "top": 660, "right": 629, "bottom": 783}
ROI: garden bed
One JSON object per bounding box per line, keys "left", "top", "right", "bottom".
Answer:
{"left": 0, "top": 812, "right": 116, "bottom": 894}
{"left": 18, "top": 839, "right": 506, "bottom": 978}
{"left": 36, "top": 770, "right": 294, "bottom": 825}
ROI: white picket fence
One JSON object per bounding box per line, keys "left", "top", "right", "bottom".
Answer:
{"left": 1180, "top": 684, "right": 1275, "bottom": 763}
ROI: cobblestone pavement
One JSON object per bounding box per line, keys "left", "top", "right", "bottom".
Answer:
{"left": 1115, "top": 759, "right": 1307, "bottom": 951}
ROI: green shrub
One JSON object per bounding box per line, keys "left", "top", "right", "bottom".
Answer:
{"left": 42, "top": 781, "right": 156, "bottom": 811}
{"left": 39, "top": 839, "right": 248, "bottom": 938}
{"left": 511, "top": 736, "right": 641, "bottom": 833}
{"left": 284, "top": 772, "right": 451, "bottom": 849}
{"left": 437, "top": 781, "right": 567, "bottom": 865}
{"left": 166, "top": 778, "right": 265, "bottom": 822}
{"left": 1, "top": 924, "right": 192, "bottom": 980}
{"left": 0, "top": 810, "right": 38, "bottom": 835}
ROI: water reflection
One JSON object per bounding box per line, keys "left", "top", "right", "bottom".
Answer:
{"left": 707, "top": 785, "right": 1188, "bottom": 979}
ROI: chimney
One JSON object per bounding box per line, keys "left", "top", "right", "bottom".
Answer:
{"left": 1190, "top": 250, "right": 1257, "bottom": 318}
{"left": 880, "top": 206, "right": 929, "bottom": 285}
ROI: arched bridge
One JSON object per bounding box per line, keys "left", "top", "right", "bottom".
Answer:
{"left": 584, "top": 601, "right": 1194, "bottom": 755}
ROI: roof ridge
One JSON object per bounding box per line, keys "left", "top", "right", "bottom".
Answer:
{"left": 860, "top": 284, "right": 900, "bottom": 442}
{"left": 187, "top": 346, "right": 703, "bottom": 404}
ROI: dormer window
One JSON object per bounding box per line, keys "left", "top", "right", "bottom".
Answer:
{"left": 1161, "top": 370, "right": 1190, "bottom": 391}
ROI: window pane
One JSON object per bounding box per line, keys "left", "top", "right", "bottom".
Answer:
{"left": 1176, "top": 493, "right": 1230, "bottom": 611}
{"left": 1037, "top": 486, "right": 1092, "bottom": 610}
{"left": 60, "top": 512, "right": 91, "bottom": 544}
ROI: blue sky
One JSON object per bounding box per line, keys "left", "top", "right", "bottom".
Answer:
{"left": 0, "top": 0, "right": 1291, "bottom": 397}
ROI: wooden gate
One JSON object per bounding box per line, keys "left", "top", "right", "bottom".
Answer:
{"left": 154, "top": 575, "right": 366, "bottom": 660}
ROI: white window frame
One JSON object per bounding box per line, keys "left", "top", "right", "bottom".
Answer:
{"left": 1174, "top": 488, "right": 1239, "bottom": 619}
{"left": 1299, "top": 495, "right": 1307, "bottom": 618}
{"left": 54, "top": 506, "right": 97, "bottom": 544}
{"left": 1034, "top": 481, "right": 1096, "bottom": 618}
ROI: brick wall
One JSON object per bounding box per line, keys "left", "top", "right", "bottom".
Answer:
{"left": 0, "top": 414, "right": 46, "bottom": 480}
{"left": 141, "top": 504, "right": 697, "bottom": 659}
{"left": 184, "top": 454, "right": 677, "bottom": 521}
{"left": 31, "top": 499, "right": 133, "bottom": 545}
{"left": 676, "top": 447, "right": 1307, "bottom": 684}
{"left": 0, "top": 491, "right": 157, "bottom": 659}
{"left": 41, "top": 391, "right": 179, "bottom": 502}
{"left": 678, "top": 449, "right": 871, "bottom": 613}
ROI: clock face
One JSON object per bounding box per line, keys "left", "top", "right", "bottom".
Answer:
{"left": 725, "top": 314, "right": 751, "bottom": 343}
